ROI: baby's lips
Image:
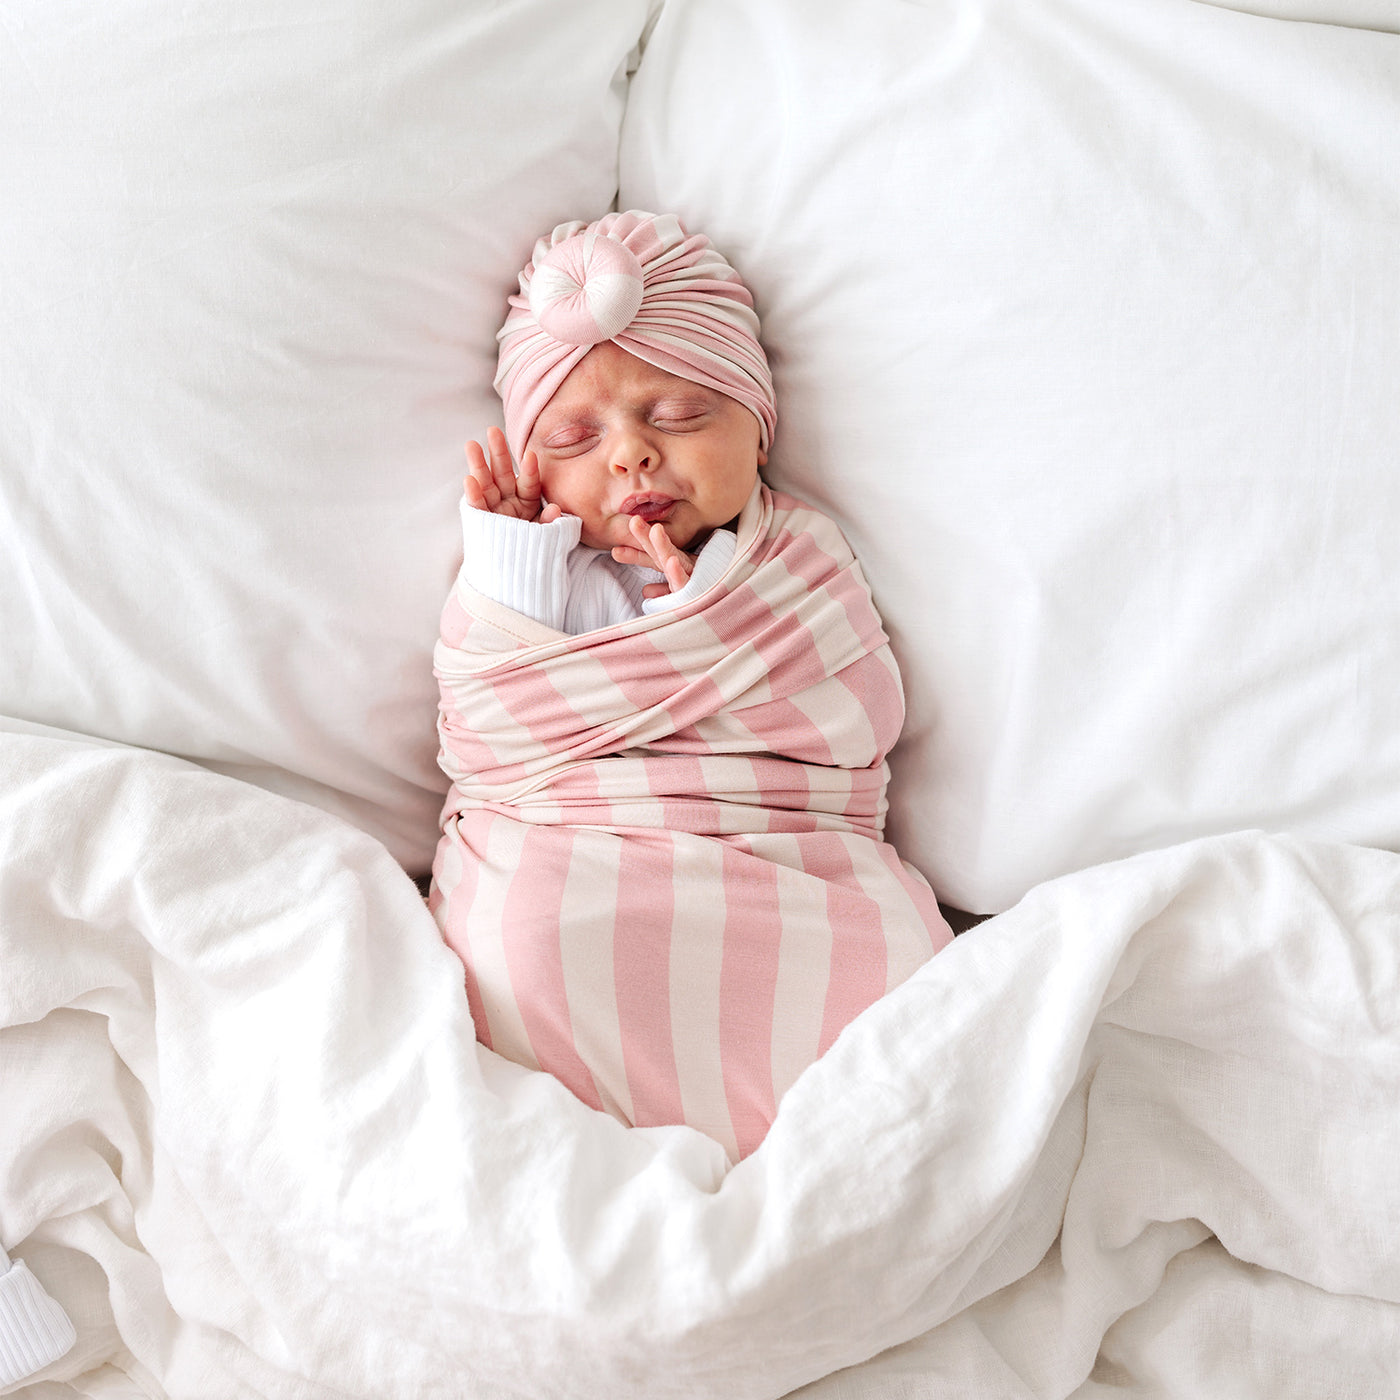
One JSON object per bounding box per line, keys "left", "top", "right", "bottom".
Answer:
{"left": 621, "top": 493, "right": 676, "bottom": 523}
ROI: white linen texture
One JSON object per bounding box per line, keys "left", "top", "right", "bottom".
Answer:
{"left": 1, "top": 727, "right": 1397, "bottom": 1398}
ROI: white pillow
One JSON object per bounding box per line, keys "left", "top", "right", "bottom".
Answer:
{"left": 1199, "top": 0, "right": 1400, "bottom": 26}
{"left": 620, "top": 0, "right": 1400, "bottom": 912}
{"left": 0, "top": 0, "right": 657, "bottom": 870}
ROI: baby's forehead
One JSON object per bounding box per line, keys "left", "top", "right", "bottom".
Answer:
{"left": 539, "top": 344, "right": 726, "bottom": 418}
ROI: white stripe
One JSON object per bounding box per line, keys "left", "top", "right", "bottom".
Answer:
{"left": 544, "top": 646, "right": 638, "bottom": 733}
{"left": 666, "top": 834, "right": 736, "bottom": 1161}
{"left": 432, "top": 663, "right": 531, "bottom": 775}
{"left": 778, "top": 583, "right": 869, "bottom": 677}
{"left": 432, "top": 827, "right": 465, "bottom": 919}
{"left": 467, "top": 817, "right": 538, "bottom": 1071}
{"left": 584, "top": 272, "right": 644, "bottom": 339}
{"left": 765, "top": 839, "right": 833, "bottom": 1108}
{"left": 557, "top": 831, "right": 632, "bottom": 1123}
{"left": 787, "top": 678, "right": 879, "bottom": 769}
{"left": 590, "top": 757, "right": 655, "bottom": 805}
{"left": 842, "top": 840, "right": 934, "bottom": 996}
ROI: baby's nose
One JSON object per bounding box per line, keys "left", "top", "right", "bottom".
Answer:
{"left": 609, "top": 431, "right": 658, "bottom": 474}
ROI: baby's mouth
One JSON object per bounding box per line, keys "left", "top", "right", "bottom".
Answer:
{"left": 620, "top": 493, "right": 676, "bottom": 524}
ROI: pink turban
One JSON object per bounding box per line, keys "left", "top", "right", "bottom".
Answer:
{"left": 494, "top": 210, "right": 776, "bottom": 458}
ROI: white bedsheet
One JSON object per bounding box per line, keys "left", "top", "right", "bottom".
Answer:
{"left": 2, "top": 724, "right": 1397, "bottom": 1398}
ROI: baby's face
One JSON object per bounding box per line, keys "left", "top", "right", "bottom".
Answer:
{"left": 524, "top": 342, "right": 766, "bottom": 554}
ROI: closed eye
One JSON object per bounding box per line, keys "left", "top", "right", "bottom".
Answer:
{"left": 651, "top": 402, "right": 713, "bottom": 430}
{"left": 541, "top": 427, "right": 600, "bottom": 453}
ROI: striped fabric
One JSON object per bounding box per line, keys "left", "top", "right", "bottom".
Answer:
{"left": 431, "top": 485, "right": 952, "bottom": 1160}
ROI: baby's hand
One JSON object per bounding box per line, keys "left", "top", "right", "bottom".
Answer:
{"left": 463, "top": 426, "right": 562, "bottom": 524}
{"left": 612, "top": 517, "right": 696, "bottom": 597}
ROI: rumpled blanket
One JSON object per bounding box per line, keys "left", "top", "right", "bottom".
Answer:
{"left": 2, "top": 721, "right": 1398, "bottom": 1398}
{"left": 431, "top": 484, "right": 952, "bottom": 1158}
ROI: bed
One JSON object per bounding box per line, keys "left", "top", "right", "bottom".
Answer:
{"left": 2, "top": 1, "right": 1398, "bottom": 1395}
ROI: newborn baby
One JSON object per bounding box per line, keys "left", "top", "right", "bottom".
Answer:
{"left": 430, "top": 211, "right": 951, "bottom": 1161}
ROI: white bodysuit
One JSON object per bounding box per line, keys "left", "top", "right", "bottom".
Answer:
{"left": 458, "top": 499, "right": 737, "bottom": 636}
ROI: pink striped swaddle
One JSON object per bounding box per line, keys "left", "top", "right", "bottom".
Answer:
{"left": 430, "top": 484, "right": 952, "bottom": 1160}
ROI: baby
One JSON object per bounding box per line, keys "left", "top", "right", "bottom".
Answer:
{"left": 431, "top": 211, "right": 951, "bottom": 1161}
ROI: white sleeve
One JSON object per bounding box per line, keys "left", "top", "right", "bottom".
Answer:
{"left": 641, "top": 528, "right": 737, "bottom": 616}
{"left": 0, "top": 1250, "right": 77, "bottom": 1388}
{"left": 562, "top": 550, "right": 651, "bottom": 634}
{"left": 458, "top": 499, "right": 582, "bottom": 632}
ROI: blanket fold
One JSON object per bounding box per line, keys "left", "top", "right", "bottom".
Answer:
{"left": 432, "top": 484, "right": 952, "bottom": 1158}
{"left": 3, "top": 723, "right": 1399, "bottom": 1399}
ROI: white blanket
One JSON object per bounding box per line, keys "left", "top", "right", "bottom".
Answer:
{"left": 2, "top": 724, "right": 1397, "bottom": 1398}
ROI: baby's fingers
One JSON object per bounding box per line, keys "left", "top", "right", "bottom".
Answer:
{"left": 463, "top": 441, "right": 497, "bottom": 510}
{"left": 662, "top": 554, "right": 691, "bottom": 592}
{"left": 610, "top": 544, "right": 654, "bottom": 569}
{"left": 646, "top": 522, "right": 694, "bottom": 580}
{"left": 515, "top": 449, "right": 544, "bottom": 508}
{"left": 484, "top": 426, "right": 519, "bottom": 498}
{"left": 618, "top": 518, "right": 696, "bottom": 593}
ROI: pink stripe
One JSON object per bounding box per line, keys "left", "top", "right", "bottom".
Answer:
{"left": 592, "top": 631, "right": 690, "bottom": 708}
{"left": 765, "top": 489, "right": 808, "bottom": 515}
{"left": 592, "top": 633, "right": 735, "bottom": 738}
{"left": 500, "top": 825, "right": 604, "bottom": 1112}
{"left": 435, "top": 699, "right": 515, "bottom": 783}
{"left": 439, "top": 589, "right": 473, "bottom": 649}
{"left": 613, "top": 834, "right": 684, "bottom": 1127}
{"left": 614, "top": 208, "right": 669, "bottom": 264}
{"left": 486, "top": 661, "right": 596, "bottom": 755}
{"left": 754, "top": 523, "right": 888, "bottom": 658}
{"left": 748, "top": 756, "right": 811, "bottom": 816}
{"left": 841, "top": 767, "right": 887, "bottom": 834}
{"left": 835, "top": 652, "right": 905, "bottom": 764}
{"left": 718, "top": 839, "right": 782, "bottom": 1157}
{"left": 873, "top": 840, "right": 954, "bottom": 958}
{"left": 643, "top": 753, "right": 708, "bottom": 802}
{"left": 644, "top": 722, "right": 719, "bottom": 755}
{"left": 661, "top": 674, "right": 733, "bottom": 737}
{"left": 811, "top": 835, "right": 889, "bottom": 1057}
{"left": 643, "top": 754, "right": 815, "bottom": 823}
{"left": 534, "top": 764, "right": 604, "bottom": 808}
{"left": 703, "top": 580, "right": 795, "bottom": 657}
{"left": 650, "top": 753, "right": 810, "bottom": 835}
{"left": 732, "top": 695, "right": 835, "bottom": 766}
{"left": 731, "top": 584, "right": 831, "bottom": 698}
{"left": 437, "top": 811, "right": 492, "bottom": 1050}
{"left": 513, "top": 799, "right": 825, "bottom": 837}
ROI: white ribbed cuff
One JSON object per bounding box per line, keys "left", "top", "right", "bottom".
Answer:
{"left": 459, "top": 499, "right": 581, "bottom": 630}
{"left": 0, "top": 1260, "right": 77, "bottom": 1387}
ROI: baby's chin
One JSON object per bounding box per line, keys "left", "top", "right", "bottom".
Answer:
{"left": 591, "top": 514, "right": 704, "bottom": 555}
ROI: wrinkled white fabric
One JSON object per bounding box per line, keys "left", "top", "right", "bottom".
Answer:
{"left": 2, "top": 724, "right": 1397, "bottom": 1398}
